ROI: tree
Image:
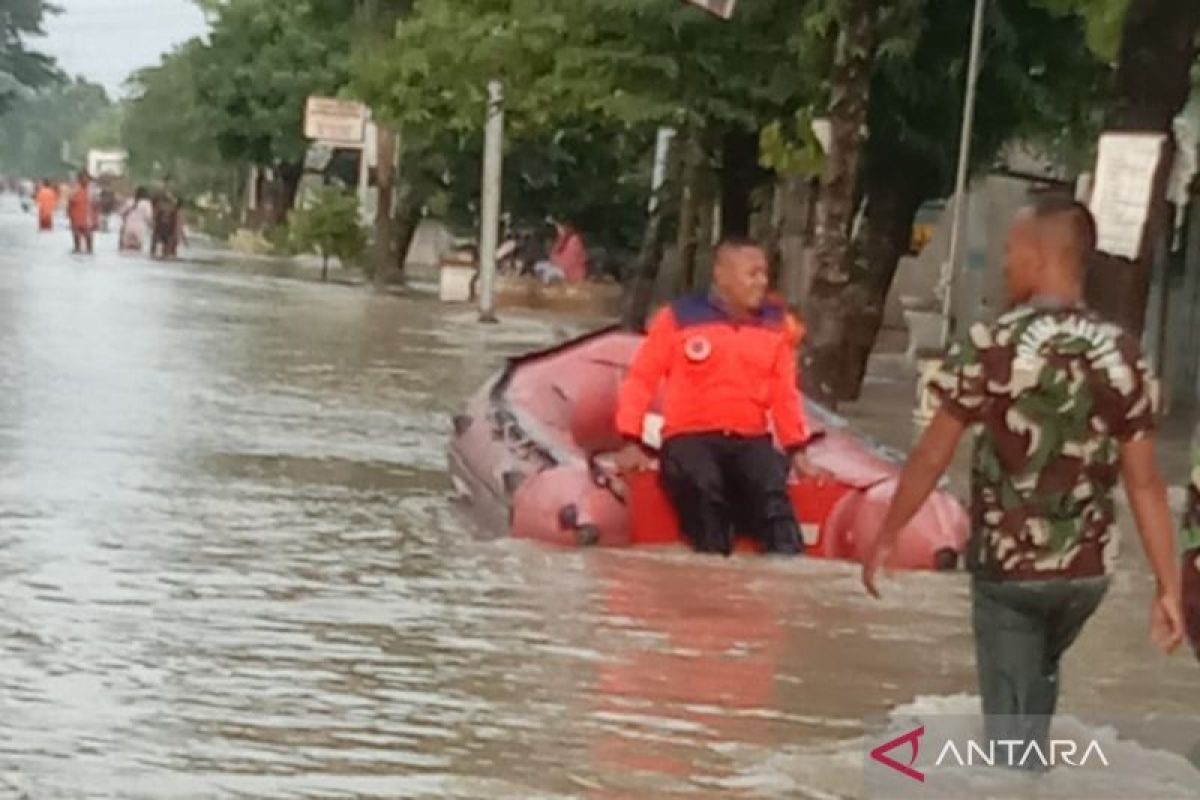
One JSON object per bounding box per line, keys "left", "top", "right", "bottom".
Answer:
{"left": 350, "top": 0, "right": 823, "bottom": 314}
{"left": 123, "top": 40, "right": 233, "bottom": 199}
{"left": 0, "top": 78, "right": 112, "bottom": 177}
{"left": 804, "top": 0, "right": 878, "bottom": 402}
{"left": 289, "top": 186, "right": 367, "bottom": 280}
{"left": 803, "top": 0, "right": 1112, "bottom": 402}
{"left": 1082, "top": 0, "right": 1200, "bottom": 335}
{"left": 193, "top": 0, "right": 352, "bottom": 223}
{"left": 0, "top": 0, "right": 59, "bottom": 113}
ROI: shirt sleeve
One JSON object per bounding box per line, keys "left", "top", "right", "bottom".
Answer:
{"left": 615, "top": 308, "right": 676, "bottom": 440}
{"left": 928, "top": 324, "right": 990, "bottom": 424}
{"left": 770, "top": 317, "right": 811, "bottom": 451}
{"left": 1104, "top": 333, "right": 1158, "bottom": 442}
{"left": 1182, "top": 427, "right": 1200, "bottom": 553}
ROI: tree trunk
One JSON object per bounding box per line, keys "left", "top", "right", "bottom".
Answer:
{"left": 803, "top": 171, "right": 927, "bottom": 402}
{"left": 803, "top": 0, "right": 877, "bottom": 404}
{"left": 688, "top": 152, "right": 720, "bottom": 291}
{"left": 622, "top": 201, "right": 671, "bottom": 330}
{"left": 675, "top": 131, "right": 701, "bottom": 295}
{"left": 719, "top": 127, "right": 766, "bottom": 238}
{"left": 392, "top": 180, "right": 425, "bottom": 283}
{"left": 775, "top": 175, "right": 816, "bottom": 309}
{"left": 1084, "top": 0, "right": 1200, "bottom": 335}
{"left": 372, "top": 125, "right": 398, "bottom": 288}
{"left": 269, "top": 162, "right": 303, "bottom": 227}
{"left": 811, "top": 0, "right": 875, "bottom": 287}
{"left": 321, "top": 253, "right": 330, "bottom": 282}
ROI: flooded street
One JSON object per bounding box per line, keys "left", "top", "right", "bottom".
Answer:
{"left": 0, "top": 196, "right": 1195, "bottom": 799}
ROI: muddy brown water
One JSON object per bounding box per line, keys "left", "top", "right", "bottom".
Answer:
{"left": 0, "top": 196, "right": 1195, "bottom": 799}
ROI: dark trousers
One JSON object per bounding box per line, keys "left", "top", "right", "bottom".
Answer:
{"left": 971, "top": 575, "right": 1109, "bottom": 766}
{"left": 659, "top": 433, "right": 803, "bottom": 556}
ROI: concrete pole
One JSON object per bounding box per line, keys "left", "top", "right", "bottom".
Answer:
{"left": 938, "top": 0, "right": 987, "bottom": 348}
{"left": 358, "top": 118, "right": 374, "bottom": 226}
{"left": 648, "top": 127, "right": 675, "bottom": 213}
{"left": 246, "top": 164, "right": 259, "bottom": 221}
{"left": 478, "top": 80, "right": 504, "bottom": 323}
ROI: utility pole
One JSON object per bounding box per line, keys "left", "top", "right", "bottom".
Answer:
{"left": 938, "top": 0, "right": 987, "bottom": 348}
{"left": 478, "top": 80, "right": 504, "bottom": 324}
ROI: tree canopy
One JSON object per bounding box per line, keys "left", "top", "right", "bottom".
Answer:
{"left": 0, "top": 77, "right": 113, "bottom": 177}
{"left": 0, "top": 0, "right": 60, "bottom": 113}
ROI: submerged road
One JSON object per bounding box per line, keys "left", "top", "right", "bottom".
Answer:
{"left": 0, "top": 195, "right": 1195, "bottom": 798}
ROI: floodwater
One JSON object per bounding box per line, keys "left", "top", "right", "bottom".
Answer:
{"left": 0, "top": 195, "right": 1195, "bottom": 799}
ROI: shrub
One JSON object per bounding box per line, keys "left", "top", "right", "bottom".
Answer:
{"left": 288, "top": 187, "right": 367, "bottom": 280}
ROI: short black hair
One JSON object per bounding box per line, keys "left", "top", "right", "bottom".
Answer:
{"left": 1029, "top": 193, "right": 1097, "bottom": 255}
{"left": 715, "top": 235, "right": 766, "bottom": 260}
{"left": 717, "top": 234, "right": 762, "bottom": 250}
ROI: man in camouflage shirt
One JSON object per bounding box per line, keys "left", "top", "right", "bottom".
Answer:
{"left": 862, "top": 198, "right": 1185, "bottom": 761}
{"left": 1182, "top": 442, "right": 1200, "bottom": 660}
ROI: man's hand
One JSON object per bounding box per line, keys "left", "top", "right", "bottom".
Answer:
{"left": 1120, "top": 436, "right": 1185, "bottom": 656}
{"left": 791, "top": 451, "right": 832, "bottom": 481}
{"left": 1150, "top": 587, "right": 1185, "bottom": 654}
{"left": 860, "top": 410, "right": 967, "bottom": 599}
{"left": 613, "top": 442, "right": 653, "bottom": 473}
{"left": 861, "top": 539, "right": 894, "bottom": 599}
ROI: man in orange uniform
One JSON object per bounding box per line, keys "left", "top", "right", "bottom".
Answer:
{"left": 614, "top": 237, "right": 825, "bottom": 556}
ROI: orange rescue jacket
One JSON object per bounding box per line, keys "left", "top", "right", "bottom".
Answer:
{"left": 616, "top": 292, "right": 812, "bottom": 451}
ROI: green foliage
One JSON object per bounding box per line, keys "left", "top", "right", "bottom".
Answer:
{"left": 759, "top": 107, "right": 826, "bottom": 178}
{"left": 864, "top": 0, "right": 1110, "bottom": 193}
{"left": 0, "top": 0, "right": 60, "bottom": 112}
{"left": 348, "top": 0, "right": 825, "bottom": 251}
{"left": 288, "top": 186, "right": 367, "bottom": 276}
{"left": 437, "top": 121, "right": 655, "bottom": 251}
{"left": 75, "top": 104, "right": 124, "bottom": 152}
{"left": 123, "top": 40, "right": 232, "bottom": 196}
{"left": 1033, "top": 0, "right": 1129, "bottom": 61}
{"left": 0, "top": 77, "right": 112, "bottom": 176}
{"left": 353, "top": 0, "right": 821, "bottom": 135}
{"left": 194, "top": 0, "right": 351, "bottom": 167}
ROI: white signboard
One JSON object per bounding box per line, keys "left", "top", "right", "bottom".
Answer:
{"left": 686, "top": 0, "right": 737, "bottom": 20}
{"left": 304, "top": 96, "right": 368, "bottom": 147}
{"left": 87, "top": 148, "right": 128, "bottom": 178}
{"left": 1087, "top": 132, "right": 1167, "bottom": 260}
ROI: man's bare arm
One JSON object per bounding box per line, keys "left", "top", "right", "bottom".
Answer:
{"left": 876, "top": 409, "right": 966, "bottom": 548}
{"left": 1120, "top": 436, "right": 1181, "bottom": 595}
{"left": 863, "top": 408, "right": 965, "bottom": 598}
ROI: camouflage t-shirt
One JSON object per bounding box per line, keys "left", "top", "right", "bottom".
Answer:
{"left": 1183, "top": 436, "right": 1200, "bottom": 557}
{"left": 931, "top": 303, "right": 1158, "bottom": 580}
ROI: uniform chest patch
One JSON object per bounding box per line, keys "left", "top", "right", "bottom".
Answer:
{"left": 684, "top": 335, "right": 713, "bottom": 362}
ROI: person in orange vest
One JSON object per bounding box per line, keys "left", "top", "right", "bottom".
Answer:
{"left": 35, "top": 178, "right": 58, "bottom": 231}
{"left": 613, "top": 236, "right": 827, "bottom": 556}
{"left": 67, "top": 170, "right": 96, "bottom": 255}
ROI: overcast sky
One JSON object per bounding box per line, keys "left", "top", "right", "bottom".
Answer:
{"left": 38, "top": 0, "right": 209, "bottom": 98}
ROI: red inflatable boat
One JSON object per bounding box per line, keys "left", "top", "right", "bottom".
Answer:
{"left": 449, "top": 328, "right": 968, "bottom": 569}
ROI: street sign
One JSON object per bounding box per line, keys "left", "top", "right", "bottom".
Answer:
{"left": 1088, "top": 132, "right": 1168, "bottom": 261}
{"left": 685, "top": 0, "right": 737, "bottom": 19}
{"left": 304, "top": 96, "right": 368, "bottom": 147}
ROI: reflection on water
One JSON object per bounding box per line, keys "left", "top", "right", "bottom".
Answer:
{"left": 0, "top": 197, "right": 1195, "bottom": 798}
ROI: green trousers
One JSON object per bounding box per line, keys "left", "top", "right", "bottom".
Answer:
{"left": 971, "top": 575, "right": 1110, "bottom": 766}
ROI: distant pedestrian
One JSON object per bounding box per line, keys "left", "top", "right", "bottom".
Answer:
{"left": 119, "top": 187, "right": 154, "bottom": 252}
{"left": 533, "top": 218, "right": 588, "bottom": 285}
{"left": 35, "top": 178, "right": 58, "bottom": 232}
{"left": 151, "top": 188, "right": 178, "bottom": 259}
{"left": 68, "top": 171, "right": 96, "bottom": 255}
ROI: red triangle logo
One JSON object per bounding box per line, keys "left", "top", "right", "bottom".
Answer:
{"left": 870, "top": 725, "right": 925, "bottom": 782}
